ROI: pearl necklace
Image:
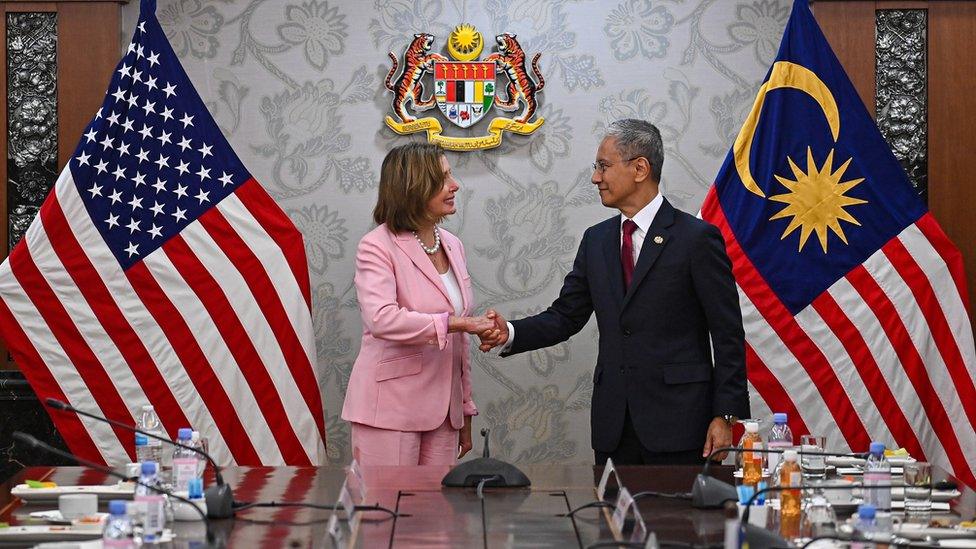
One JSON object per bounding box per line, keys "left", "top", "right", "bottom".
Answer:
{"left": 413, "top": 228, "right": 441, "bottom": 255}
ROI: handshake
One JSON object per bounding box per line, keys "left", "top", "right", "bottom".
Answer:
{"left": 452, "top": 309, "right": 510, "bottom": 352}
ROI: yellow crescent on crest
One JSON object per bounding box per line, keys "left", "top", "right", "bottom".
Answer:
{"left": 733, "top": 61, "right": 840, "bottom": 198}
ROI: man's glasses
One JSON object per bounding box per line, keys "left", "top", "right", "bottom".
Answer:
{"left": 592, "top": 156, "right": 642, "bottom": 174}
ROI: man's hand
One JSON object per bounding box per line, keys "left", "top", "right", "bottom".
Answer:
{"left": 703, "top": 417, "right": 732, "bottom": 461}
{"left": 478, "top": 309, "right": 509, "bottom": 352}
{"left": 458, "top": 415, "right": 473, "bottom": 459}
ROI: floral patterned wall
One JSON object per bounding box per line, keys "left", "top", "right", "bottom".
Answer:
{"left": 122, "top": 0, "right": 790, "bottom": 464}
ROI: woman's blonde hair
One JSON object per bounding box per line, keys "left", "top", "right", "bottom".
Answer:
{"left": 373, "top": 142, "right": 447, "bottom": 233}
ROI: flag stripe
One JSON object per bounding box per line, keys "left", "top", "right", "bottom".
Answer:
{"left": 125, "top": 261, "right": 262, "bottom": 465}
{"left": 54, "top": 177, "right": 234, "bottom": 462}
{"left": 41, "top": 195, "right": 192, "bottom": 440}
{"left": 825, "top": 276, "right": 954, "bottom": 472}
{"left": 198, "top": 208, "right": 326, "bottom": 443}
{"left": 915, "top": 213, "right": 972, "bottom": 312}
{"left": 743, "top": 305, "right": 846, "bottom": 448}
{"left": 0, "top": 297, "right": 105, "bottom": 462}
{"left": 703, "top": 191, "right": 871, "bottom": 450}
{"left": 793, "top": 303, "right": 897, "bottom": 446}
{"left": 882, "top": 237, "right": 976, "bottom": 430}
{"left": 8, "top": 242, "right": 135, "bottom": 459}
{"left": 179, "top": 219, "right": 321, "bottom": 462}
{"left": 161, "top": 235, "right": 312, "bottom": 465}
{"left": 744, "top": 342, "right": 810, "bottom": 439}
{"left": 233, "top": 180, "right": 312, "bottom": 310}
{"left": 216, "top": 194, "right": 314, "bottom": 361}
{"left": 138, "top": 250, "right": 284, "bottom": 465}
{"left": 810, "top": 291, "right": 927, "bottom": 458}
{"left": 897, "top": 225, "right": 976, "bottom": 365}
{"left": 845, "top": 265, "right": 976, "bottom": 486}
{"left": 0, "top": 269, "right": 120, "bottom": 464}
{"left": 859, "top": 246, "right": 975, "bottom": 450}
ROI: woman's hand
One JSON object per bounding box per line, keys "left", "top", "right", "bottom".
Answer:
{"left": 458, "top": 415, "right": 473, "bottom": 459}
{"left": 448, "top": 315, "right": 497, "bottom": 335}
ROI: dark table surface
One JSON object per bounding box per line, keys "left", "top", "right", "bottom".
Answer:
{"left": 0, "top": 463, "right": 972, "bottom": 548}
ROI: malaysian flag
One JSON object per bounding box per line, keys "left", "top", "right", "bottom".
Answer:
{"left": 702, "top": 1, "right": 976, "bottom": 487}
{"left": 0, "top": 0, "right": 326, "bottom": 466}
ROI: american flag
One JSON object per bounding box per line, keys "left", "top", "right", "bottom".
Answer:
{"left": 0, "top": 0, "right": 326, "bottom": 466}
{"left": 702, "top": 1, "right": 976, "bottom": 487}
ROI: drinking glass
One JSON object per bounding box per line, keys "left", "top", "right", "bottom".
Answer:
{"left": 903, "top": 461, "right": 932, "bottom": 518}
{"left": 800, "top": 435, "right": 827, "bottom": 479}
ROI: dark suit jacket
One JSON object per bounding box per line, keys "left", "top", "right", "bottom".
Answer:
{"left": 505, "top": 198, "right": 750, "bottom": 452}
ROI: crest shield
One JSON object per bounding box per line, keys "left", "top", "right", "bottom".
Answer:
{"left": 434, "top": 62, "right": 495, "bottom": 129}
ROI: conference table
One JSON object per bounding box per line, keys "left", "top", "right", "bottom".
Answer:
{"left": 0, "top": 463, "right": 973, "bottom": 547}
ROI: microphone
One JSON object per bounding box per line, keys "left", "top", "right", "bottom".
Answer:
{"left": 44, "top": 398, "right": 233, "bottom": 519}
{"left": 12, "top": 431, "right": 219, "bottom": 547}
{"left": 441, "top": 427, "right": 531, "bottom": 488}
{"left": 692, "top": 446, "right": 869, "bottom": 509}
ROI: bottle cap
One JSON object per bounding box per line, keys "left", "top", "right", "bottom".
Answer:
{"left": 178, "top": 428, "right": 192, "bottom": 440}
{"left": 135, "top": 433, "right": 147, "bottom": 446}
{"left": 141, "top": 461, "right": 157, "bottom": 475}
{"left": 783, "top": 449, "right": 798, "bottom": 462}
{"left": 745, "top": 422, "right": 759, "bottom": 433}
{"left": 141, "top": 404, "right": 154, "bottom": 412}
{"left": 869, "top": 441, "right": 886, "bottom": 455}
{"left": 858, "top": 504, "right": 876, "bottom": 519}
{"left": 108, "top": 499, "right": 127, "bottom": 515}
{"left": 188, "top": 477, "right": 203, "bottom": 499}
{"left": 773, "top": 413, "right": 788, "bottom": 424}
{"left": 191, "top": 430, "right": 200, "bottom": 442}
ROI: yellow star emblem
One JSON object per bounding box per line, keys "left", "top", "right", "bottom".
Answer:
{"left": 768, "top": 147, "right": 867, "bottom": 253}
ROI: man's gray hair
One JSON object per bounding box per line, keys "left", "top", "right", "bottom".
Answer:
{"left": 606, "top": 119, "right": 663, "bottom": 182}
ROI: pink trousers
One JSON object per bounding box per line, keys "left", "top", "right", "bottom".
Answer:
{"left": 350, "top": 416, "right": 459, "bottom": 466}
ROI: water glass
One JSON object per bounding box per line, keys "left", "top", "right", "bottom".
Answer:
{"left": 903, "top": 461, "right": 932, "bottom": 517}
{"left": 800, "top": 435, "right": 827, "bottom": 479}
{"left": 801, "top": 495, "right": 837, "bottom": 539}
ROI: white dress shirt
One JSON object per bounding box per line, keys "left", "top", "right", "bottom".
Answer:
{"left": 620, "top": 192, "right": 663, "bottom": 270}
{"left": 499, "top": 193, "right": 664, "bottom": 353}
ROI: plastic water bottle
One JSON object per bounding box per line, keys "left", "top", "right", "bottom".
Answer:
{"left": 740, "top": 421, "right": 764, "bottom": 488}
{"left": 134, "top": 461, "right": 166, "bottom": 543}
{"left": 767, "top": 413, "right": 794, "bottom": 475}
{"left": 190, "top": 431, "right": 205, "bottom": 476}
{"left": 852, "top": 504, "right": 876, "bottom": 549}
{"left": 137, "top": 406, "right": 165, "bottom": 465}
{"left": 778, "top": 450, "right": 802, "bottom": 539}
{"left": 134, "top": 432, "right": 159, "bottom": 465}
{"left": 102, "top": 499, "right": 134, "bottom": 547}
{"left": 172, "top": 428, "right": 199, "bottom": 493}
{"left": 864, "top": 441, "right": 891, "bottom": 511}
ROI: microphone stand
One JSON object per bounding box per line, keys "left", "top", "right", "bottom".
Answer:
{"left": 44, "top": 398, "right": 234, "bottom": 519}
{"left": 12, "top": 431, "right": 219, "bottom": 548}
{"left": 693, "top": 446, "right": 869, "bottom": 509}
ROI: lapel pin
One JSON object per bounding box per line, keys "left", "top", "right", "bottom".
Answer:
{"left": 653, "top": 236, "right": 664, "bottom": 244}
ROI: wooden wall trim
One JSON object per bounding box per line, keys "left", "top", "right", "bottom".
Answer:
{"left": 811, "top": 1, "right": 877, "bottom": 116}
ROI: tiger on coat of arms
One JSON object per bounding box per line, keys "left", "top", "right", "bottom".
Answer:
{"left": 384, "top": 33, "right": 448, "bottom": 123}
{"left": 485, "top": 33, "right": 545, "bottom": 124}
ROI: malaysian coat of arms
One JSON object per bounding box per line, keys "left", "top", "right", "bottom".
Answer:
{"left": 383, "top": 25, "right": 545, "bottom": 151}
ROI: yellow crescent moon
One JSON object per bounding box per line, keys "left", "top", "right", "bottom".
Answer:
{"left": 733, "top": 61, "right": 840, "bottom": 198}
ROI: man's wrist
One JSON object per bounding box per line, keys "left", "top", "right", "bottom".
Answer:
{"left": 718, "top": 414, "right": 738, "bottom": 427}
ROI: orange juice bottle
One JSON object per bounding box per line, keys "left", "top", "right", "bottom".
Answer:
{"left": 741, "top": 421, "right": 764, "bottom": 487}
{"left": 779, "top": 449, "right": 802, "bottom": 539}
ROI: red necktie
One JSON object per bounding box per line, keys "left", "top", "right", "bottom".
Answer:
{"left": 621, "top": 219, "right": 637, "bottom": 288}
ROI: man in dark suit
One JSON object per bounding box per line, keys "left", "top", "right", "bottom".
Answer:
{"left": 481, "top": 119, "right": 750, "bottom": 465}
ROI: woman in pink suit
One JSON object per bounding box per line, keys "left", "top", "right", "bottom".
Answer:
{"left": 341, "top": 143, "right": 496, "bottom": 466}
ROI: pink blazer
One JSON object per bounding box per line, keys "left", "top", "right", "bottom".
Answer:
{"left": 341, "top": 224, "right": 478, "bottom": 432}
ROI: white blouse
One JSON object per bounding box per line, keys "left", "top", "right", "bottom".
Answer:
{"left": 439, "top": 268, "right": 463, "bottom": 316}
